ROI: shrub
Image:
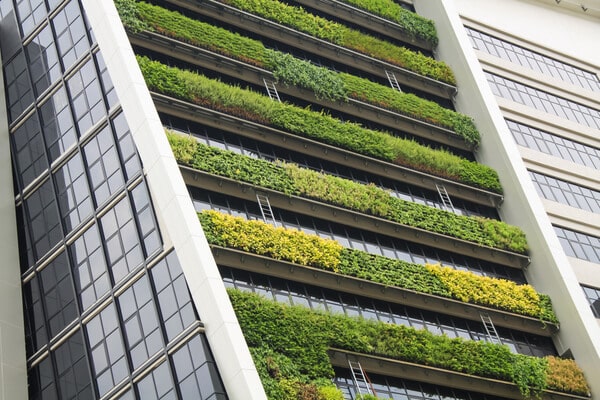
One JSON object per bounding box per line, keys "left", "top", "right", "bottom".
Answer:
{"left": 182, "top": 141, "right": 524, "bottom": 252}
{"left": 220, "top": 0, "right": 455, "bottom": 84}
{"left": 139, "top": 57, "right": 502, "bottom": 192}
{"left": 229, "top": 289, "right": 587, "bottom": 396}
{"left": 199, "top": 210, "right": 556, "bottom": 322}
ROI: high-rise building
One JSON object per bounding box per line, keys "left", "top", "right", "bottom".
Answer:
{"left": 0, "top": 0, "right": 597, "bottom": 399}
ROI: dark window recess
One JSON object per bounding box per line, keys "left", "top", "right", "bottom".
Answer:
{"left": 190, "top": 188, "right": 526, "bottom": 282}
{"left": 221, "top": 266, "right": 556, "bottom": 357}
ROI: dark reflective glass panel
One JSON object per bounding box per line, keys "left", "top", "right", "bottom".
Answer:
{"left": 69, "top": 224, "right": 110, "bottom": 311}
{"left": 39, "top": 86, "right": 76, "bottom": 162}
{"left": 25, "top": 179, "right": 62, "bottom": 259}
{"left": 12, "top": 111, "right": 47, "bottom": 189}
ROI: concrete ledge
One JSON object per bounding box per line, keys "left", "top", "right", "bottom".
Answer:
{"left": 181, "top": 167, "right": 530, "bottom": 269}
{"left": 329, "top": 349, "right": 590, "bottom": 400}
{"left": 162, "top": 0, "right": 456, "bottom": 99}
{"left": 211, "top": 246, "right": 557, "bottom": 336}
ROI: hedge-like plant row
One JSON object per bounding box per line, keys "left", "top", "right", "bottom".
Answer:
{"left": 138, "top": 57, "right": 501, "bottom": 193}
{"left": 333, "top": 0, "right": 438, "bottom": 46}
{"left": 220, "top": 0, "right": 455, "bottom": 84}
{"left": 229, "top": 289, "right": 589, "bottom": 398}
{"left": 199, "top": 210, "right": 555, "bottom": 322}
{"left": 173, "top": 134, "right": 527, "bottom": 253}
{"left": 120, "top": 2, "right": 479, "bottom": 144}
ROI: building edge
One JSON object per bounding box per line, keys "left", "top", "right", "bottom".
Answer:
{"left": 414, "top": 0, "right": 600, "bottom": 396}
{"left": 0, "top": 44, "right": 28, "bottom": 400}
{"left": 79, "top": 1, "right": 267, "bottom": 398}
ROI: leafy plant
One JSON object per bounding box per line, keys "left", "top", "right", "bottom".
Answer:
{"left": 336, "top": 0, "right": 437, "bottom": 45}
{"left": 220, "top": 0, "right": 455, "bottom": 84}
{"left": 178, "top": 138, "right": 526, "bottom": 252}
{"left": 199, "top": 210, "right": 556, "bottom": 322}
{"left": 121, "top": 3, "right": 476, "bottom": 142}
{"left": 140, "top": 57, "right": 501, "bottom": 192}
{"left": 229, "top": 289, "right": 588, "bottom": 396}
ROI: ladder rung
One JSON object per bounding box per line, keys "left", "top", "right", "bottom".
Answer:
{"left": 435, "top": 183, "right": 456, "bottom": 213}
{"left": 348, "top": 360, "right": 373, "bottom": 396}
{"left": 480, "top": 312, "right": 502, "bottom": 345}
{"left": 256, "top": 192, "right": 277, "bottom": 226}
{"left": 263, "top": 78, "right": 281, "bottom": 102}
{"left": 385, "top": 69, "right": 402, "bottom": 92}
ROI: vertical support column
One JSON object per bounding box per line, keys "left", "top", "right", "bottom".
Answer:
{"left": 413, "top": 0, "right": 600, "bottom": 395}
{"left": 0, "top": 52, "right": 28, "bottom": 400}
{"left": 79, "top": 1, "right": 267, "bottom": 399}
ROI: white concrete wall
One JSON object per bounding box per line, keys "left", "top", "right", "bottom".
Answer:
{"left": 79, "top": 1, "right": 267, "bottom": 398}
{"left": 455, "top": 0, "right": 600, "bottom": 68}
{"left": 0, "top": 51, "right": 28, "bottom": 400}
{"left": 414, "top": 0, "right": 600, "bottom": 396}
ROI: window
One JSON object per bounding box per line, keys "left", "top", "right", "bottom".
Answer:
{"left": 69, "top": 223, "right": 110, "bottom": 311}
{"left": 55, "top": 152, "right": 93, "bottom": 232}
{"left": 150, "top": 252, "right": 198, "bottom": 341}
{"left": 466, "top": 27, "right": 600, "bottom": 93}
{"left": 86, "top": 304, "right": 129, "bottom": 397}
{"left": 12, "top": 112, "right": 47, "bottom": 189}
{"left": 486, "top": 73, "right": 600, "bottom": 130}
{"left": 39, "top": 85, "right": 76, "bottom": 162}
{"left": 100, "top": 195, "right": 144, "bottom": 283}
{"left": 117, "top": 276, "right": 164, "bottom": 370}
{"left": 529, "top": 171, "right": 600, "bottom": 213}
{"left": 52, "top": 0, "right": 90, "bottom": 70}
{"left": 555, "top": 226, "right": 600, "bottom": 263}
{"left": 507, "top": 120, "right": 600, "bottom": 169}
{"left": 25, "top": 179, "right": 62, "bottom": 259}
{"left": 581, "top": 285, "right": 600, "bottom": 318}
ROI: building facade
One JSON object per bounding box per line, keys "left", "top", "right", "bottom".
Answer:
{"left": 0, "top": 0, "right": 598, "bottom": 399}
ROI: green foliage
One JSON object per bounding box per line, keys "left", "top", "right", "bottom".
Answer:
{"left": 266, "top": 51, "right": 346, "bottom": 102}
{"left": 229, "top": 289, "right": 588, "bottom": 396}
{"left": 134, "top": 1, "right": 268, "bottom": 67}
{"left": 166, "top": 131, "right": 196, "bottom": 164}
{"left": 122, "top": 3, "right": 474, "bottom": 142}
{"left": 114, "top": 0, "right": 148, "bottom": 32}
{"left": 341, "top": 73, "right": 478, "bottom": 145}
{"left": 184, "top": 141, "right": 524, "bottom": 252}
{"left": 199, "top": 210, "right": 555, "bottom": 322}
{"left": 336, "top": 0, "right": 438, "bottom": 45}
{"left": 219, "top": 0, "right": 455, "bottom": 84}
{"left": 139, "top": 58, "right": 501, "bottom": 192}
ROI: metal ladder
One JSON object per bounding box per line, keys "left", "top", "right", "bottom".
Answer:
{"left": 263, "top": 78, "right": 281, "bottom": 102}
{"left": 435, "top": 183, "right": 456, "bottom": 213}
{"left": 348, "top": 360, "right": 374, "bottom": 398}
{"left": 385, "top": 70, "right": 402, "bottom": 92}
{"left": 480, "top": 312, "right": 502, "bottom": 345}
{"left": 256, "top": 192, "right": 277, "bottom": 226}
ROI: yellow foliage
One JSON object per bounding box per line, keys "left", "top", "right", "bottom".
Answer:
{"left": 203, "top": 210, "right": 343, "bottom": 271}
{"left": 425, "top": 264, "right": 544, "bottom": 318}
{"left": 546, "top": 356, "right": 590, "bottom": 395}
